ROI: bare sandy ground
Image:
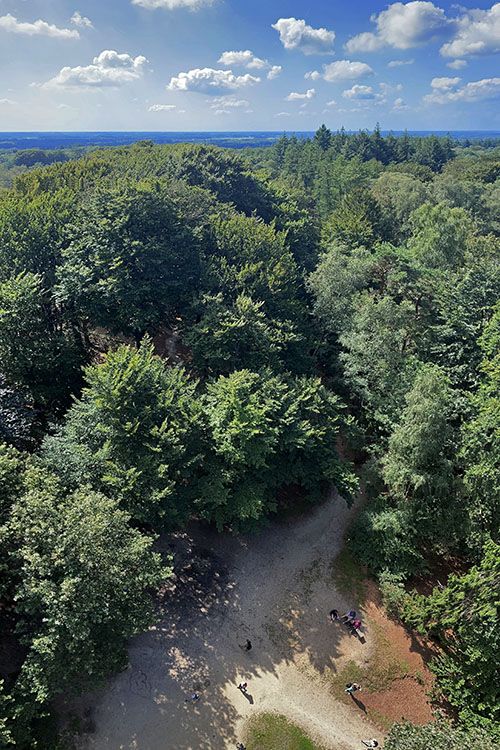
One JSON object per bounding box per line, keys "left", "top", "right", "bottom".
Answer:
{"left": 67, "top": 491, "right": 383, "bottom": 750}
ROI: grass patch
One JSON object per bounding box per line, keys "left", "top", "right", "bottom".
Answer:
{"left": 244, "top": 713, "right": 326, "bottom": 750}
{"left": 328, "top": 547, "right": 367, "bottom": 604}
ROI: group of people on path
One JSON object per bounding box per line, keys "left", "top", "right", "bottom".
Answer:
{"left": 186, "top": 624, "right": 379, "bottom": 748}
{"left": 330, "top": 607, "right": 363, "bottom": 635}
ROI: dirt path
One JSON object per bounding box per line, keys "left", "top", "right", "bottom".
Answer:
{"left": 68, "top": 491, "right": 385, "bottom": 750}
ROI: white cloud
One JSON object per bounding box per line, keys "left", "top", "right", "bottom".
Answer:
{"left": 424, "top": 76, "right": 500, "bottom": 103}
{"left": 323, "top": 60, "right": 374, "bottom": 82}
{"left": 208, "top": 96, "right": 250, "bottom": 109}
{"left": 272, "top": 17, "right": 335, "bottom": 55}
{"left": 43, "top": 50, "right": 148, "bottom": 89}
{"left": 149, "top": 103, "right": 176, "bottom": 111}
{"left": 393, "top": 96, "right": 410, "bottom": 110}
{"left": 274, "top": 111, "right": 291, "bottom": 117}
{"left": 447, "top": 59, "right": 467, "bottom": 69}
{"left": 305, "top": 70, "right": 321, "bottom": 80}
{"left": 342, "top": 84, "right": 379, "bottom": 100}
{"left": 379, "top": 82, "right": 403, "bottom": 94}
{"left": 388, "top": 58, "right": 415, "bottom": 67}
{"left": 326, "top": 99, "right": 336, "bottom": 106}
{"left": 346, "top": 1, "right": 450, "bottom": 52}
{"left": 132, "top": 0, "right": 213, "bottom": 9}
{"left": 286, "top": 88, "right": 316, "bottom": 101}
{"left": 71, "top": 11, "right": 93, "bottom": 29}
{"left": 440, "top": 3, "right": 500, "bottom": 58}
{"left": 267, "top": 65, "right": 282, "bottom": 80}
{"left": 431, "top": 76, "right": 461, "bottom": 89}
{"left": 0, "top": 13, "right": 79, "bottom": 39}
{"left": 0, "top": 98, "right": 16, "bottom": 105}
{"left": 168, "top": 67, "right": 260, "bottom": 94}
{"left": 218, "top": 50, "right": 281, "bottom": 80}
{"left": 218, "top": 50, "right": 267, "bottom": 69}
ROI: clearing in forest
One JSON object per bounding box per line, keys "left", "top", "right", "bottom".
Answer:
{"left": 64, "top": 490, "right": 433, "bottom": 750}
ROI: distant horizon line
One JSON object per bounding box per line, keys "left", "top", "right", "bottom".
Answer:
{"left": 1, "top": 129, "right": 500, "bottom": 135}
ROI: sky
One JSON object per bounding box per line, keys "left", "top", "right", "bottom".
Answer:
{"left": 0, "top": 0, "right": 499, "bottom": 131}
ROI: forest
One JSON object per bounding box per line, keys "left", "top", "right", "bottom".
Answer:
{"left": 0, "top": 127, "right": 498, "bottom": 748}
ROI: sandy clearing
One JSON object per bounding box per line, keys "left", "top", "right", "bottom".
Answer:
{"left": 67, "top": 490, "right": 384, "bottom": 750}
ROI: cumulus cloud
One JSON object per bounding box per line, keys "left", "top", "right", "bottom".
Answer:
{"left": 267, "top": 65, "right": 282, "bottom": 80}
{"left": 305, "top": 70, "right": 321, "bottom": 80}
{"left": 132, "top": 0, "right": 214, "bottom": 9}
{"left": 388, "top": 58, "right": 415, "bottom": 67}
{"left": 342, "top": 84, "right": 379, "bottom": 100}
{"left": 0, "top": 97, "right": 16, "bottom": 105}
{"left": 424, "top": 76, "right": 500, "bottom": 103}
{"left": 0, "top": 13, "right": 79, "bottom": 39}
{"left": 71, "top": 11, "right": 93, "bottom": 28}
{"left": 431, "top": 76, "right": 461, "bottom": 89}
{"left": 272, "top": 17, "right": 335, "bottom": 55}
{"left": 440, "top": 3, "right": 500, "bottom": 58}
{"left": 218, "top": 50, "right": 281, "bottom": 80}
{"left": 286, "top": 88, "right": 316, "bottom": 101}
{"left": 218, "top": 50, "right": 267, "bottom": 69}
{"left": 393, "top": 96, "right": 410, "bottom": 110}
{"left": 346, "top": 1, "right": 450, "bottom": 52}
{"left": 168, "top": 67, "right": 260, "bottom": 94}
{"left": 149, "top": 103, "right": 176, "bottom": 111}
{"left": 323, "top": 60, "right": 374, "bottom": 82}
{"left": 326, "top": 99, "right": 336, "bottom": 106}
{"left": 43, "top": 50, "right": 148, "bottom": 89}
{"left": 447, "top": 59, "right": 467, "bottom": 69}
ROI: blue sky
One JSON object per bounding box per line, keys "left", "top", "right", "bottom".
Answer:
{"left": 0, "top": 0, "right": 498, "bottom": 130}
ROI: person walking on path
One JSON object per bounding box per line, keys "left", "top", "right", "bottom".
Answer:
{"left": 362, "top": 740, "right": 379, "bottom": 747}
{"left": 345, "top": 682, "right": 361, "bottom": 694}
{"left": 236, "top": 744, "right": 246, "bottom": 750}
{"left": 329, "top": 609, "right": 340, "bottom": 622}
{"left": 237, "top": 682, "right": 248, "bottom": 694}
{"left": 184, "top": 692, "right": 199, "bottom": 703}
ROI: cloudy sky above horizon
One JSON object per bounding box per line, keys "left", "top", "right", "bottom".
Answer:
{"left": 0, "top": 0, "right": 499, "bottom": 131}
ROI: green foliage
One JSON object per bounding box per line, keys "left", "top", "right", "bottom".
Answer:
{"left": 460, "top": 303, "right": 500, "bottom": 550}
{"left": 385, "top": 720, "right": 496, "bottom": 750}
{"left": 186, "top": 293, "right": 303, "bottom": 376}
{"left": 408, "top": 202, "right": 473, "bottom": 270}
{"left": 5, "top": 467, "right": 165, "bottom": 743}
{"left": 0, "top": 272, "right": 84, "bottom": 408}
{"left": 200, "top": 370, "right": 356, "bottom": 529}
{"left": 57, "top": 181, "right": 201, "bottom": 337}
{"left": 382, "top": 365, "right": 458, "bottom": 543}
{"left": 42, "top": 341, "right": 204, "bottom": 526}
{"left": 403, "top": 541, "right": 500, "bottom": 735}
{"left": 340, "top": 295, "right": 419, "bottom": 430}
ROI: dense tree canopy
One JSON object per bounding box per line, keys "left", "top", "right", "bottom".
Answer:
{"left": 0, "top": 131, "right": 498, "bottom": 746}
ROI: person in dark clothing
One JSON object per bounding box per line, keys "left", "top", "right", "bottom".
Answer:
{"left": 329, "top": 609, "right": 339, "bottom": 621}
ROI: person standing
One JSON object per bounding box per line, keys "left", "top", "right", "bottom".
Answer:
{"left": 362, "top": 740, "right": 379, "bottom": 747}
{"left": 237, "top": 682, "right": 248, "bottom": 694}
{"left": 345, "top": 682, "right": 361, "bottom": 694}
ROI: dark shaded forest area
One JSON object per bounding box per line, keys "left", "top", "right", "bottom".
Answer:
{"left": 0, "top": 128, "right": 498, "bottom": 747}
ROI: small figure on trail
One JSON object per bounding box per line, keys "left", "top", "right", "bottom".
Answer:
{"left": 236, "top": 744, "right": 246, "bottom": 750}
{"left": 342, "top": 609, "right": 356, "bottom": 623}
{"left": 362, "top": 740, "right": 379, "bottom": 748}
{"left": 239, "top": 639, "right": 252, "bottom": 651}
{"left": 237, "top": 682, "right": 248, "bottom": 694}
{"left": 329, "top": 609, "right": 339, "bottom": 622}
{"left": 345, "top": 682, "right": 361, "bottom": 694}
{"left": 185, "top": 692, "right": 200, "bottom": 703}
{"left": 352, "top": 619, "right": 362, "bottom": 630}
